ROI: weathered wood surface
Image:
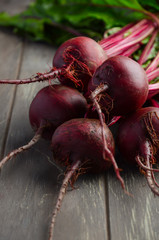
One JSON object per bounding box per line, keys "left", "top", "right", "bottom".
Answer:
{"left": 0, "top": 1, "right": 108, "bottom": 240}
{"left": 0, "top": 1, "right": 159, "bottom": 240}
{"left": 108, "top": 154, "right": 159, "bottom": 240}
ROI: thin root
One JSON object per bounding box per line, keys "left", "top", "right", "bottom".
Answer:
{"left": 48, "top": 160, "right": 81, "bottom": 240}
{"left": 145, "top": 153, "right": 159, "bottom": 196}
{"left": 0, "top": 127, "right": 43, "bottom": 170}
{"left": 136, "top": 155, "right": 159, "bottom": 172}
{"left": 0, "top": 68, "right": 61, "bottom": 85}
{"left": 150, "top": 163, "right": 159, "bottom": 188}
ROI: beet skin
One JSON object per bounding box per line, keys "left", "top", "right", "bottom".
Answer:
{"left": 51, "top": 118, "right": 115, "bottom": 173}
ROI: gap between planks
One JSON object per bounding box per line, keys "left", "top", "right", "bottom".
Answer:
{"left": 104, "top": 173, "right": 111, "bottom": 240}
{"left": 0, "top": 40, "right": 25, "bottom": 159}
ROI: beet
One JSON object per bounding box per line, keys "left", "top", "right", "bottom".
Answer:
{"left": 52, "top": 118, "right": 114, "bottom": 173}
{"left": 0, "top": 37, "right": 107, "bottom": 93}
{"left": 87, "top": 55, "right": 148, "bottom": 118}
{"left": 117, "top": 107, "right": 159, "bottom": 196}
{"left": 53, "top": 36, "right": 107, "bottom": 91}
{"left": 0, "top": 85, "right": 88, "bottom": 170}
{"left": 48, "top": 118, "right": 118, "bottom": 240}
{"left": 29, "top": 84, "right": 88, "bottom": 139}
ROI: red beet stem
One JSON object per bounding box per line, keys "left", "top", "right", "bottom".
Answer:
{"left": 138, "top": 29, "right": 158, "bottom": 65}
{"left": 108, "top": 116, "right": 121, "bottom": 127}
{"left": 119, "top": 43, "right": 141, "bottom": 57}
{"left": 99, "top": 19, "right": 156, "bottom": 60}
{"left": 148, "top": 78, "right": 159, "bottom": 99}
{"left": 149, "top": 98, "right": 159, "bottom": 108}
{"left": 99, "top": 22, "right": 135, "bottom": 49}
{"left": 0, "top": 68, "right": 61, "bottom": 84}
{"left": 98, "top": 23, "right": 135, "bottom": 48}
{"left": 48, "top": 160, "right": 81, "bottom": 240}
{"left": 0, "top": 127, "right": 43, "bottom": 170}
{"left": 145, "top": 11, "right": 159, "bottom": 27}
{"left": 106, "top": 21, "right": 155, "bottom": 57}
{"left": 100, "top": 19, "right": 147, "bottom": 50}
{"left": 146, "top": 52, "right": 159, "bottom": 74}
{"left": 147, "top": 68, "right": 159, "bottom": 82}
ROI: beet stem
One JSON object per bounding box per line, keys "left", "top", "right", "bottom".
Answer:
{"left": 99, "top": 22, "right": 135, "bottom": 47}
{"left": 0, "top": 128, "right": 43, "bottom": 170}
{"left": 147, "top": 68, "right": 159, "bottom": 83}
{"left": 138, "top": 29, "right": 158, "bottom": 65}
{"left": 149, "top": 98, "right": 159, "bottom": 108}
{"left": 106, "top": 22, "right": 155, "bottom": 57}
{"left": 148, "top": 79, "right": 159, "bottom": 99}
{"left": 108, "top": 116, "right": 121, "bottom": 127}
{"left": 100, "top": 19, "right": 148, "bottom": 52}
{"left": 48, "top": 160, "right": 81, "bottom": 240}
{"left": 0, "top": 69, "right": 61, "bottom": 84}
{"left": 118, "top": 43, "right": 140, "bottom": 57}
{"left": 146, "top": 52, "right": 159, "bottom": 74}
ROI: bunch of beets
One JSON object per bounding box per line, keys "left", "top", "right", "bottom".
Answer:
{"left": 0, "top": 15, "right": 159, "bottom": 240}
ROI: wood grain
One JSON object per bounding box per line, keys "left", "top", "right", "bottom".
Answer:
{"left": 107, "top": 147, "right": 159, "bottom": 240}
{"left": 0, "top": 33, "right": 23, "bottom": 154}
{"left": 2, "top": 1, "right": 159, "bottom": 240}
{"left": 0, "top": 0, "right": 34, "bottom": 14}
{"left": 0, "top": 25, "right": 108, "bottom": 240}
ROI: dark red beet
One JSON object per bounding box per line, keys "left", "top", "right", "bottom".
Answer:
{"left": 29, "top": 84, "right": 88, "bottom": 139}
{"left": 0, "top": 37, "right": 107, "bottom": 92}
{"left": 87, "top": 55, "right": 148, "bottom": 118}
{"left": 48, "top": 118, "right": 119, "bottom": 240}
{"left": 51, "top": 118, "right": 114, "bottom": 173}
{"left": 85, "top": 56, "right": 149, "bottom": 179}
{"left": 53, "top": 36, "right": 107, "bottom": 91}
{"left": 117, "top": 107, "right": 159, "bottom": 196}
{"left": 0, "top": 85, "right": 88, "bottom": 170}
{"left": 53, "top": 36, "right": 107, "bottom": 75}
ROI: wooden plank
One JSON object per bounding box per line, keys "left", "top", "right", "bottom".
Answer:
{"left": 0, "top": 0, "right": 33, "bottom": 14}
{"left": 0, "top": 39, "right": 109, "bottom": 240}
{"left": 54, "top": 174, "right": 108, "bottom": 240}
{"left": 0, "top": 40, "right": 56, "bottom": 240}
{"left": 107, "top": 133, "right": 159, "bottom": 240}
{"left": 0, "top": 32, "right": 23, "bottom": 153}
{"left": 0, "top": 1, "right": 109, "bottom": 239}
{"left": 0, "top": 0, "right": 34, "bottom": 155}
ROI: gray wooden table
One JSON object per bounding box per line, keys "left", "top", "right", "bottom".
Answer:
{"left": 0, "top": 1, "right": 159, "bottom": 240}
